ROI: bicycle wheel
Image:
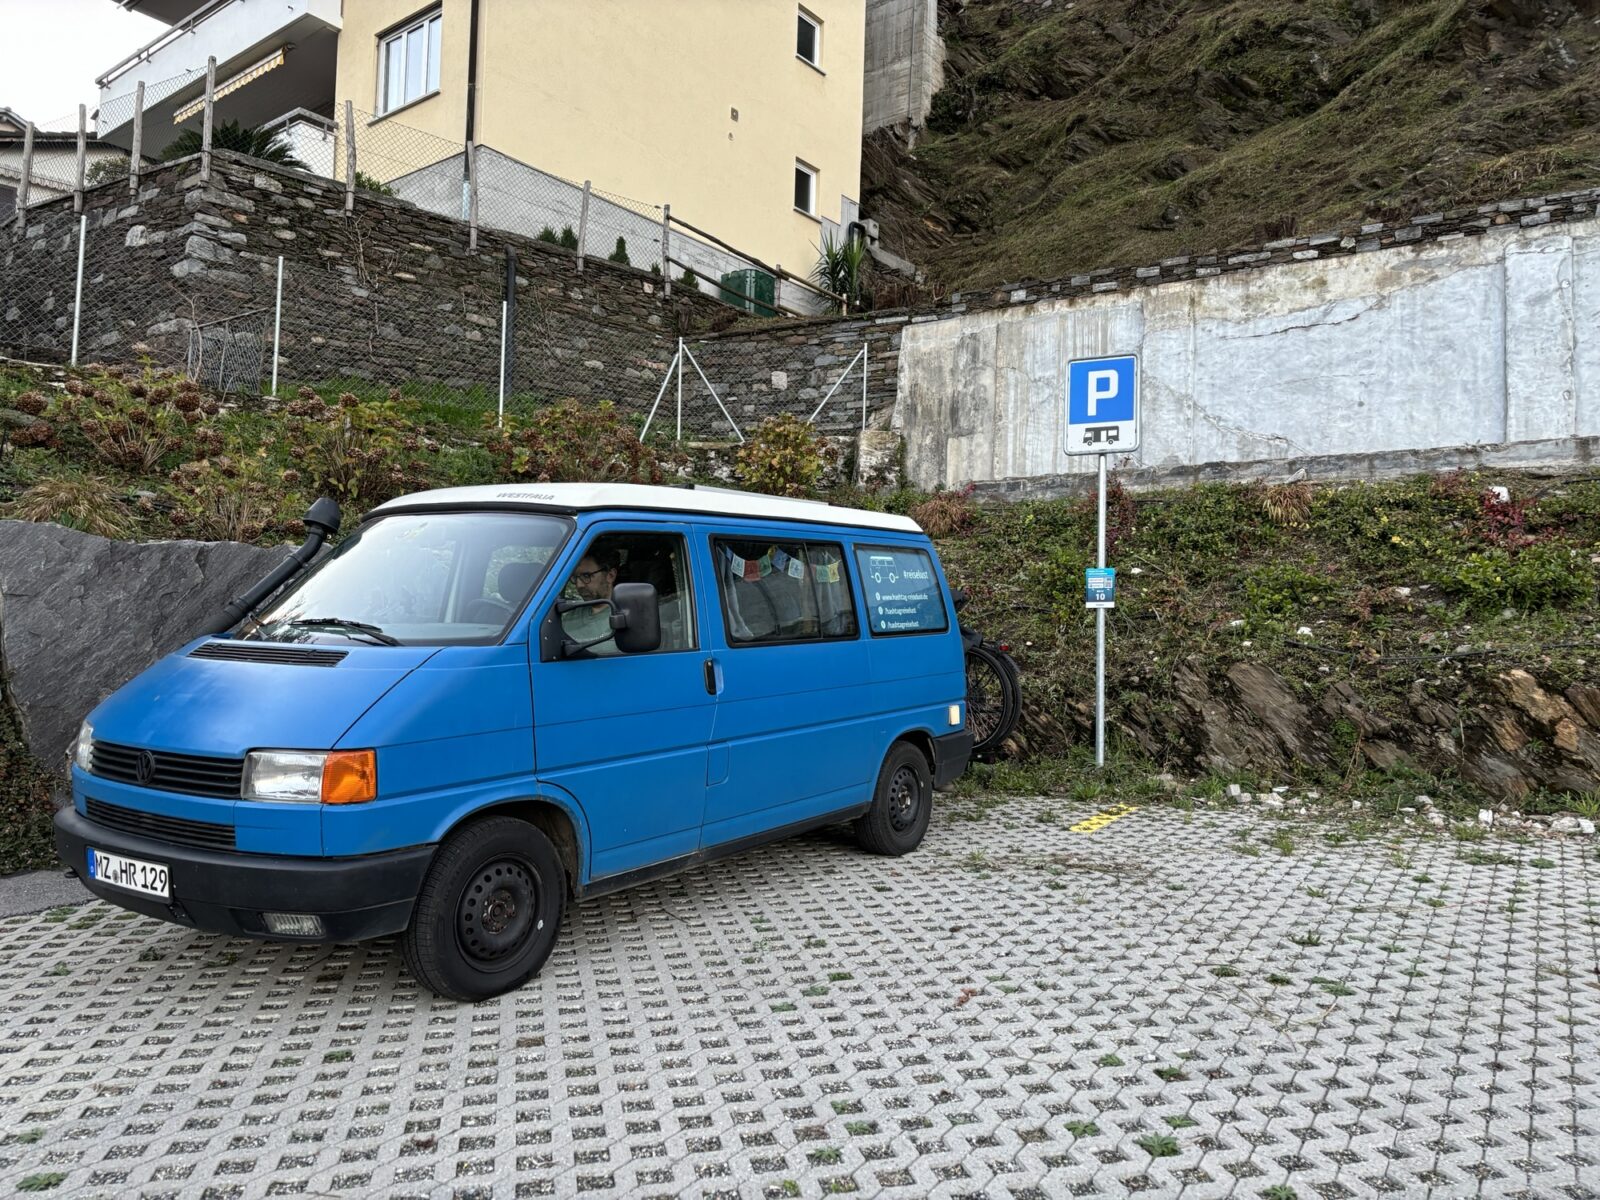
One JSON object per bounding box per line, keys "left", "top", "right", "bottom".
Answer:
{"left": 966, "top": 642, "right": 1021, "bottom": 760}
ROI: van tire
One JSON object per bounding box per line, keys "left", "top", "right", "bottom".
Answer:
{"left": 854, "top": 742, "right": 933, "bottom": 856}
{"left": 401, "top": 817, "right": 565, "bottom": 1002}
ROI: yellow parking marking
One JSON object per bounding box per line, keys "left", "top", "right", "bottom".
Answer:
{"left": 1069, "top": 803, "right": 1138, "bottom": 834}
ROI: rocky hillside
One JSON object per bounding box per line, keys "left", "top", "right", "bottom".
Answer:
{"left": 864, "top": 0, "right": 1600, "bottom": 289}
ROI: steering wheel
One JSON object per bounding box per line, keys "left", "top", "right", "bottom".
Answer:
{"left": 462, "top": 596, "right": 514, "bottom": 625}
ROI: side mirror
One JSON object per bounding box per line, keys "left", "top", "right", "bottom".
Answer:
{"left": 612, "top": 582, "right": 660, "bottom": 653}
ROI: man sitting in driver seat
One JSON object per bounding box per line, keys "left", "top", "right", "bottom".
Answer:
{"left": 561, "top": 547, "right": 622, "bottom": 655}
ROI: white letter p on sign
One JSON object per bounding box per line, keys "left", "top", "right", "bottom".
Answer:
{"left": 1086, "top": 370, "right": 1118, "bottom": 417}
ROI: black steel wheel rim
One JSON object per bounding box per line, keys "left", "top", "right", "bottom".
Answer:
{"left": 457, "top": 857, "right": 539, "bottom": 967}
{"left": 888, "top": 764, "right": 921, "bottom": 832}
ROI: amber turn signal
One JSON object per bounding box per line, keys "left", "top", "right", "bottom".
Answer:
{"left": 321, "top": 749, "right": 377, "bottom": 805}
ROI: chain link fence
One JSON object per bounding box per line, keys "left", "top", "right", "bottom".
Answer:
{"left": 2, "top": 69, "right": 872, "bottom": 439}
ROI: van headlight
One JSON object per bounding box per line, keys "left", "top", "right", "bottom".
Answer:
{"left": 244, "top": 750, "right": 377, "bottom": 805}
{"left": 73, "top": 721, "right": 94, "bottom": 771}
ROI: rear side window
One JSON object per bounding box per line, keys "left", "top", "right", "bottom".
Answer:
{"left": 714, "top": 538, "right": 857, "bottom": 644}
{"left": 854, "top": 545, "right": 948, "bottom": 635}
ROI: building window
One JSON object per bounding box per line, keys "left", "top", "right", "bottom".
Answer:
{"left": 796, "top": 8, "right": 821, "bottom": 67}
{"left": 794, "top": 160, "right": 817, "bottom": 215}
{"left": 380, "top": 9, "right": 442, "bottom": 115}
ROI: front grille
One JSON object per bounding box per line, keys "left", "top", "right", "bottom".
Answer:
{"left": 85, "top": 797, "right": 235, "bottom": 850}
{"left": 89, "top": 741, "right": 244, "bottom": 799}
{"left": 190, "top": 641, "right": 348, "bottom": 666}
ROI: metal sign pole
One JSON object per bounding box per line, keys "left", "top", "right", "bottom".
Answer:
{"left": 1095, "top": 451, "right": 1107, "bottom": 767}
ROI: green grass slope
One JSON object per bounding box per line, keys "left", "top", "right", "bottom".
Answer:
{"left": 864, "top": 0, "right": 1600, "bottom": 289}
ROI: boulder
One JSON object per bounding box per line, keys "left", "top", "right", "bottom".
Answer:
{"left": 0, "top": 521, "right": 285, "bottom": 791}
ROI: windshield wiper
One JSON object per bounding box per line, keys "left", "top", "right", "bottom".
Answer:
{"left": 285, "top": 618, "right": 403, "bottom": 646}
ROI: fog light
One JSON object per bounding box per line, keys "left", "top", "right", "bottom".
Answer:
{"left": 263, "top": 912, "right": 325, "bottom": 938}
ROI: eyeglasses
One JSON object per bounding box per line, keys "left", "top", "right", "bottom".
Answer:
{"left": 573, "top": 567, "right": 609, "bottom": 583}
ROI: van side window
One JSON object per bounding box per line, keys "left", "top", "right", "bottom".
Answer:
{"left": 714, "top": 538, "right": 858, "bottom": 644}
{"left": 558, "top": 532, "right": 696, "bottom": 655}
{"left": 853, "top": 545, "right": 948, "bottom": 635}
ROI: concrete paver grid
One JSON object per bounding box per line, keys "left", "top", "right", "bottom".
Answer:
{"left": 0, "top": 799, "right": 1595, "bottom": 1200}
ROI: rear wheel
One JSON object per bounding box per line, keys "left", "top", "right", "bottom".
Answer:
{"left": 401, "top": 817, "right": 564, "bottom": 1002}
{"left": 854, "top": 742, "right": 933, "bottom": 856}
{"left": 966, "top": 641, "right": 1021, "bottom": 760}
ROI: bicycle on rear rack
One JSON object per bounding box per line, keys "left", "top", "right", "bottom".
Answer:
{"left": 952, "top": 589, "right": 1022, "bottom": 760}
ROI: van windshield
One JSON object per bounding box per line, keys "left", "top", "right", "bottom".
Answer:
{"left": 246, "top": 511, "right": 570, "bottom": 646}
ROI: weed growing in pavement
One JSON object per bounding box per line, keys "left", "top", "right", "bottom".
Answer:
{"left": 1096, "top": 1053, "right": 1124, "bottom": 1067}
{"left": 1289, "top": 932, "right": 1323, "bottom": 947}
{"left": 17, "top": 1174, "right": 67, "bottom": 1193}
{"left": 1137, "top": 1133, "right": 1181, "bottom": 1158}
{"left": 1065, "top": 1120, "right": 1101, "bottom": 1138}
{"left": 1165, "top": 1115, "right": 1199, "bottom": 1129}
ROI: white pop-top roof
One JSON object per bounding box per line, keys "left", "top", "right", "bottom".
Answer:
{"left": 371, "top": 482, "right": 923, "bottom": 534}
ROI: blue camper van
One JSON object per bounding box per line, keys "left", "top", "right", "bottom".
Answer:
{"left": 54, "top": 483, "right": 971, "bottom": 1000}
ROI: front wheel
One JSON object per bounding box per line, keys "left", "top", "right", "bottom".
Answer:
{"left": 854, "top": 742, "right": 933, "bottom": 856}
{"left": 401, "top": 817, "right": 565, "bottom": 1002}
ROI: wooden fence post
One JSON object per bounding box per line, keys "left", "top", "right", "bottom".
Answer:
{"left": 576, "top": 180, "right": 590, "bottom": 272}
{"left": 200, "top": 56, "right": 216, "bottom": 183}
{"left": 343, "top": 100, "right": 356, "bottom": 213}
{"left": 16, "top": 121, "right": 33, "bottom": 232}
{"left": 128, "top": 80, "right": 145, "bottom": 195}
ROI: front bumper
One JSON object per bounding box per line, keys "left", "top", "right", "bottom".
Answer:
{"left": 931, "top": 729, "right": 974, "bottom": 790}
{"left": 55, "top": 806, "right": 435, "bottom": 942}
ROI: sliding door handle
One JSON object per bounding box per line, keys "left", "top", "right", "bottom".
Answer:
{"left": 703, "top": 657, "right": 720, "bottom": 696}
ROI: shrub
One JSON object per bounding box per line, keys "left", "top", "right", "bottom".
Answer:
{"left": 168, "top": 452, "right": 287, "bottom": 543}
{"left": 1438, "top": 544, "right": 1594, "bottom": 612}
{"left": 85, "top": 157, "right": 130, "bottom": 186}
{"left": 282, "top": 389, "right": 441, "bottom": 516}
{"left": 679, "top": 268, "right": 698, "bottom": 291}
{"left": 608, "top": 236, "right": 630, "bottom": 266}
{"left": 354, "top": 171, "right": 395, "bottom": 197}
{"left": 1244, "top": 562, "right": 1332, "bottom": 618}
{"left": 735, "top": 413, "right": 837, "bottom": 498}
{"left": 559, "top": 226, "right": 580, "bottom": 251}
{"left": 49, "top": 369, "right": 214, "bottom": 473}
{"left": 1259, "top": 481, "right": 1312, "bottom": 527}
{"left": 537, "top": 226, "right": 559, "bottom": 244}
{"left": 486, "top": 398, "right": 681, "bottom": 484}
{"left": 911, "top": 485, "right": 977, "bottom": 537}
{"left": 4, "top": 474, "right": 137, "bottom": 538}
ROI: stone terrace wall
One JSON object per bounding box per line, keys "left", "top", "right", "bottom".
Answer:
{"left": 0, "top": 152, "right": 727, "bottom": 411}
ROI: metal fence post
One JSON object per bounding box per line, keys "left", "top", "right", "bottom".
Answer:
{"left": 201, "top": 56, "right": 216, "bottom": 183}
{"left": 73, "top": 105, "right": 86, "bottom": 213}
{"left": 661, "top": 204, "right": 671, "bottom": 296}
{"left": 70, "top": 214, "right": 87, "bottom": 366}
{"left": 497, "top": 299, "right": 508, "bottom": 427}
{"left": 128, "top": 81, "right": 145, "bottom": 195}
{"left": 576, "top": 180, "right": 590, "bottom": 272}
{"left": 16, "top": 122, "right": 33, "bottom": 233}
{"left": 343, "top": 100, "right": 356, "bottom": 213}
{"left": 676, "top": 336, "right": 684, "bottom": 440}
{"left": 467, "top": 141, "right": 479, "bottom": 252}
{"left": 862, "top": 343, "right": 869, "bottom": 431}
{"left": 270, "top": 255, "right": 284, "bottom": 395}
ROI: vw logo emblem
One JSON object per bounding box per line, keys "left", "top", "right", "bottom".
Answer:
{"left": 135, "top": 750, "right": 156, "bottom": 785}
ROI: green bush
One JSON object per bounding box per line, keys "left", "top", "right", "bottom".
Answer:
{"left": 354, "top": 171, "right": 395, "bottom": 197}
{"left": 607, "top": 236, "right": 630, "bottom": 266}
{"left": 1438, "top": 544, "right": 1595, "bottom": 612}
{"left": 735, "top": 413, "right": 837, "bottom": 498}
{"left": 1243, "top": 562, "right": 1332, "bottom": 619}
{"left": 486, "top": 398, "right": 681, "bottom": 484}
{"left": 559, "top": 226, "right": 580, "bottom": 250}
{"left": 537, "top": 226, "right": 559, "bottom": 244}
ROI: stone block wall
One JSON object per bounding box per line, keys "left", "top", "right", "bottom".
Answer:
{"left": 0, "top": 152, "right": 727, "bottom": 412}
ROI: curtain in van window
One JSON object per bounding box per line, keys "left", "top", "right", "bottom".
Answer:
{"left": 715, "top": 540, "right": 858, "bottom": 644}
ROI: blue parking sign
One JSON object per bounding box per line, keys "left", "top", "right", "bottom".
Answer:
{"left": 1085, "top": 567, "right": 1116, "bottom": 609}
{"left": 1065, "top": 354, "right": 1139, "bottom": 455}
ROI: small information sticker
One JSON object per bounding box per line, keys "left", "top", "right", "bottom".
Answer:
{"left": 1085, "top": 567, "right": 1116, "bottom": 609}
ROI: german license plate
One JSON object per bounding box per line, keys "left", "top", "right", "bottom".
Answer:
{"left": 87, "top": 848, "right": 170, "bottom": 899}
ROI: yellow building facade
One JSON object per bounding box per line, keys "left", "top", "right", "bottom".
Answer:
{"left": 337, "top": 0, "right": 865, "bottom": 280}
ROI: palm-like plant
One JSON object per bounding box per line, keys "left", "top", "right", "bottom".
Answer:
{"left": 812, "top": 229, "right": 869, "bottom": 314}
{"left": 161, "top": 120, "right": 308, "bottom": 170}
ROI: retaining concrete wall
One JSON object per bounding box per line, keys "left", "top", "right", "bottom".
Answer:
{"left": 895, "top": 210, "right": 1600, "bottom": 490}
{"left": 864, "top": 0, "right": 943, "bottom": 133}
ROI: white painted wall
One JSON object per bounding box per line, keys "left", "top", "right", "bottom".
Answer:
{"left": 894, "top": 218, "right": 1599, "bottom": 489}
